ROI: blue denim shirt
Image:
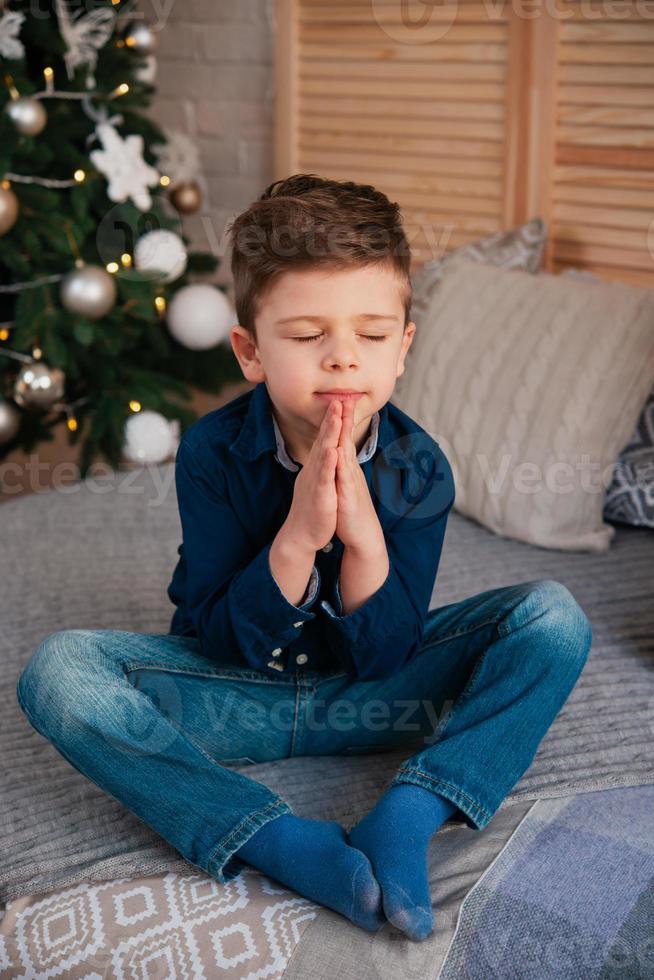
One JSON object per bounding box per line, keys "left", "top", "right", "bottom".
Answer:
{"left": 167, "top": 381, "right": 455, "bottom": 681}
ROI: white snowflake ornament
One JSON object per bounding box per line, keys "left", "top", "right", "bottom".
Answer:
{"left": 0, "top": 10, "right": 25, "bottom": 60}
{"left": 90, "top": 122, "right": 160, "bottom": 211}
{"left": 152, "top": 130, "right": 201, "bottom": 185}
{"left": 54, "top": 0, "right": 115, "bottom": 86}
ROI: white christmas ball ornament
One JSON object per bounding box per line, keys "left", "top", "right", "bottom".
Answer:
{"left": 5, "top": 96, "right": 47, "bottom": 136}
{"left": 123, "top": 410, "right": 180, "bottom": 465}
{"left": 134, "top": 229, "right": 187, "bottom": 283}
{"left": 60, "top": 263, "right": 117, "bottom": 318}
{"left": 166, "top": 284, "right": 233, "bottom": 350}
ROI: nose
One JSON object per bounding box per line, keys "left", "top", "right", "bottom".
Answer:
{"left": 322, "top": 334, "right": 360, "bottom": 371}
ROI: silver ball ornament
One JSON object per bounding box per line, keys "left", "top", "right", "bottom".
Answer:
{"left": 60, "top": 264, "right": 117, "bottom": 319}
{"left": 5, "top": 96, "right": 48, "bottom": 136}
{"left": 0, "top": 397, "right": 21, "bottom": 444}
{"left": 124, "top": 22, "right": 159, "bottom": 55}
{"left": 0, "top": 184, "right": 19, "bottom": 236}
{"left": 13, "top": 362, "right": 65, "bottom": 410}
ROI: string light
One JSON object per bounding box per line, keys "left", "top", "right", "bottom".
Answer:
{"left": 105, "top": 261, "right": 119, "bottom": 273}
{"left": 154, "top": 294, "right": 166, "bottom": 316}
{"left": 159, "top": 174, "right": 170, "bottom": 187}
{"left": 73, "top": 169, "right": 85, "bottom": 182}
{"left": 111, "top": 82, "right": 129, "bottom": 98}
{"left": 129, "top": 400, "right": 141, "bottom": 413}
{"left": 121, "top": 253, "right": 132, "bottom": 268}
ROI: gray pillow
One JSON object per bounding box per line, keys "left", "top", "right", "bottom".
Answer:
{"left": 561, "top": 268, "right": 653, "bottom": 531}
{"left": 399, "top": 219, "right": 548, "bottom": 407}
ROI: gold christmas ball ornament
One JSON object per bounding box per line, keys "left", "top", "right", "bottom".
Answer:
{"left": 169, "top": 180, "right": 202, "bottom": 214}
{"left": 123, "top": 22, "right": 159, "bottom": 55}
{"left": 60, "top": 263, "right": 117, "bottom": 319}
{"left": 0, "top": 184, "right": 19, "bottom": 235}
{"left": 13, "top": 362, "right": 65, "bottom": 410}
{"left": 0, "top": 397, "right": 21, "bottom": 444}
{"left": 5, "top": 96, "right": 48, "bottom": 136}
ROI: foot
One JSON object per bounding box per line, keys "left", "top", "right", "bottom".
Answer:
{"left": 348, "top": 783, "right": 458, "bottom": 941}
{"left": 235, "top": 812, "right": 386, "bottom": 933}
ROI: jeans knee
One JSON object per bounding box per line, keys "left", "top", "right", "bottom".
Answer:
{"left": 504, "top": 579, "right": 592, "bottom": 670}
{"left": 16, "top": 629, "right": 89, "bottom": 721}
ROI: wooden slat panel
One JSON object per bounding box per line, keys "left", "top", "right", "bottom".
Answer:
{"left": 559, "top": 42, "right": 654, "bottom": 64}
{"left": 556, "top": 183, "right": 654, "bottom": 209}
{"left": 297, "top": 157, "right": 502, "bottom": 199}
{"left": 558, "top": 105, "right": 654, "bottom": 128}
{"left": 299, "top": 1, "right": 503, "bottom": 20}
{"left": 299, "top": 76, "right": 505, "bottom": 101}
{"left": 555, "top": 223, "right": 649, "bottom": 251}
{"left": 299, "top": 59, "right": 506, "bottom": 81}
{"left": 554, "top": 164, "right": 654, "bottom": 187}
{"left": 299, "top": 130, "right": 504, "bottom": 166}
{"left": 553, "top": 240, "right": 653, "bottom": 271}
{"left": 300, "top": 41, "right": 507, "bottom": 64}
{"left": 300, "top": 23, "right": 506, "bottom": 43}
{"left": 561, "top": 22, "right": 654, "bottom": 42}
{"left": 553, "top": 201, "right": 651, "bottom": 230}
{"left": 557, "top": 126, "right": 654, "bottom": 148}
{"left": 559, "top": 84, "right": 654, "bottom": 106}
{"left": 558, "top": 63, "right": 654, "bottom": 85}
{"left": 300, "top": 94, "right": 505, "bottom": 120}
{"left": 298, "top": 112, "right": 504, "bottom": 143}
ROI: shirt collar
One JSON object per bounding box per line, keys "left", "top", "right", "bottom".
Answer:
{"left": 229, "top": 381, "right": 390, "bottom": 468}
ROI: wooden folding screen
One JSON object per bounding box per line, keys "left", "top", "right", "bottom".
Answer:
{"left": 274, "top": 1, "right": 654, "bottom": 285}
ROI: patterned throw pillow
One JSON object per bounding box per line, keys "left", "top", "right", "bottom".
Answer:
{"left": 603, "top": 386, "right": 654, "bottom": 530}
{"left": 561, "top": 268, "right": 653, "bottom": 530}
{"left": 397, "top": 219, "right": 547, "bottom": 405}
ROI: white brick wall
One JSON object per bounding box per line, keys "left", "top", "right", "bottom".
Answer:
{"left": 135, "top": 0, "right": 276, "bottom": 297}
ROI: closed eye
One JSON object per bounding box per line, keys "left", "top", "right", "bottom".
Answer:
{"left": 292, "top": 335, "right": 388, "bottom": 343}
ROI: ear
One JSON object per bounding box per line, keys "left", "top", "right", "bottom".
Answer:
{"left": 397, "top": 321, "right": 416, "bottom": 377}
{"left": 230, "top": 325, "right": 265, "bottom": 383}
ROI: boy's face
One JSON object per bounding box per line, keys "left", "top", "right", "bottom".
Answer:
{"left": 230, "top": 264, "right": 415, "bottom": 465}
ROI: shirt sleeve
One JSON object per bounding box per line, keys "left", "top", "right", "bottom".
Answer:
{"left": 174, "top": 438, "right": 321, "bottom": 673}
{"left": 319, "top": 440, "right": 455, "bottom": 682}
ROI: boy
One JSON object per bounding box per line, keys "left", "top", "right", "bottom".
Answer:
{"left": 17, "top": 175, "right": 593, "bottom": 943}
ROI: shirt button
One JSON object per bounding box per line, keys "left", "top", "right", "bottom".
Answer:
{"left": 271, "top": 647, "right": 282, "bottom": 657}
{"left": 295, "top": 653, "right": 308, "bottom": 665}
{"left": 322, "top": 541, "right": 333, "bottom": 553}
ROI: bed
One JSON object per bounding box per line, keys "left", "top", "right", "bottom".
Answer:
{"left": 1, "top": 455, "right": 652, "bottom": 979}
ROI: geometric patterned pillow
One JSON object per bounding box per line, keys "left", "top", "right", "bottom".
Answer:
{"left": 603, "top": 385, "right": 654, "bottom": 530}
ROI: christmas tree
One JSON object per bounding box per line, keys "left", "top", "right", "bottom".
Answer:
{"left": 0, "top": 0, "right": 242, "bottom": 477}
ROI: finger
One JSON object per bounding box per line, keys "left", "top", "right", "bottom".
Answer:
{"left": 320, "top": 446, "right": 337, "bottom": 480}
{"left": 323, "top": 399, "right": 342, "bottom": 448}
{"left": 337, "top": 398, "right": 351, "bottom": 450}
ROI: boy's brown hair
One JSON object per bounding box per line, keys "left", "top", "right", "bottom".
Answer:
{"left": 227, "top": 173, "right": 412, "bottom": 344}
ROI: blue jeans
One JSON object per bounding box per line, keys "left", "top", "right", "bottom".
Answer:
{"left": 16, "top": 579, "right": 591, "bottom": 885}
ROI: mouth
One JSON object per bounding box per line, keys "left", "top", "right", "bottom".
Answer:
{"left": 315, "top": 390, "right": 364, "bottom": 400}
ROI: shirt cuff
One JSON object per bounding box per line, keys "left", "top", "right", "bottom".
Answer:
{"left": 298, "top": 564, "right": 320, "bottom": 609}
{"left": 319, "top": 561, "right": 411, "bottom": 646}
{"left": 229, "top": 542, "right": 320, "bottom": 671}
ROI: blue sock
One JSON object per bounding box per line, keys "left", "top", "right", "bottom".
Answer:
{"left": 348, "top": 783, "right": 458, "bottom": 941}
{"left": 235, "top": 812, "right": 386, "bottom": 933}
